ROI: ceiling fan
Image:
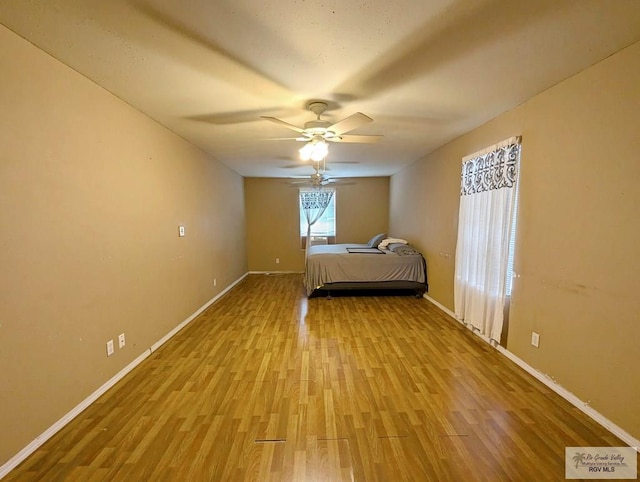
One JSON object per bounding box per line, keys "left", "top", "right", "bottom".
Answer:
{"left": 262, "top": 101, "right": 382, "bottom": 145}
{"left": 289, "top": 158, "right": 353, "bottom": 188}
{"left": 292, "top": 171, "right": 335, "bottom": 187}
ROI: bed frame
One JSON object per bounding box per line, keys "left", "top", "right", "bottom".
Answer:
{"left": 309, "top": 280, "right": 428, "bottom": 298}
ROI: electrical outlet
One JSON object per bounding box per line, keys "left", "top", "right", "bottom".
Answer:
{"left": 275, "top": 258, "right": 280, "bottom": 264}
{"left": 178, "top": 225, "right": 185, "bottom": 237}
{"left": 531, "top": 331, "right": 540, "bottom": 348}
{"left": 213, "top": 278, "right": 217, "bottom": 287}
{"left": 106, "top": 339, "right": 115, "bottom": 357}
{"left": 118, "top": 333, "right": 125, "bottom": 349}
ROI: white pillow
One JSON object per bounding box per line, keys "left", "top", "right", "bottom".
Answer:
{"left": 378, "top": 237, "right": 408, "bottom": 249}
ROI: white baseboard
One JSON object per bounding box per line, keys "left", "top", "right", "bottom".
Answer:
{"left": 0, "top": 272, "right": 249, "bottom": 480}
{"left": 495, "top": 347, "right": 639, "bottom": 451}
{"left": 423, "top": 293, "right": 457, "bottom": 319}
{"left": 150, "top": 272, "right": 248, "bottom": 352}
{"left": 423, "top": 293, "right": 640, "bottom": 452}
{"left": 248, "top": 270, "right": 304, "bottom": 275}
{"left": 0, "top": 349, "right": 152, "bottom": 480}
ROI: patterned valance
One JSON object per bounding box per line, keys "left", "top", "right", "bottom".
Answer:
{"left": 300, "top": 189, "right": 334, "bottom": 210}
{"left": 461, "top": 137, "right": 521, "bottom": 196}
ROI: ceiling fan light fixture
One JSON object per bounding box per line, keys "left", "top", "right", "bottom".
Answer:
{"left": 299, "top": 139, "right": 328, "bottom": 162}
{"left": 299, "top": 142, "right": 313, "bottom": 161}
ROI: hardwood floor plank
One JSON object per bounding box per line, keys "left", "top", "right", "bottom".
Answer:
{"left": 6, "top": 273, "right": 635, "bottom": 481}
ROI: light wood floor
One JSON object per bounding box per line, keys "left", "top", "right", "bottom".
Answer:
{"left": 6, "top": 274, "right": 630, "bottom": 481}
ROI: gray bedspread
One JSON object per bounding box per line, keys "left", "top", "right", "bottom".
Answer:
{"left": 304, "top": 243, "right": 426, "bottom": 295}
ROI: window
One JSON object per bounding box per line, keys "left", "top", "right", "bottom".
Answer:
{"left": 454, "top": 137, "right": 521, "bottom": 342}
{"left": 505, "top": 175, "right": 520, "bottom": 297}
{"left": 299, "top": 188, "right": 336, "bottom": 247}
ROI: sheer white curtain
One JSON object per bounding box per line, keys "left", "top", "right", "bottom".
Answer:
{"left": 454, "top": 137, "right": 521, "bottom": 342}
{"left": 300, "top": 188, "right": 334, "bottom": 257}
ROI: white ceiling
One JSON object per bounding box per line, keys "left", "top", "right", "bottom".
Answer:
{"left": 2, "top": 0, "right": 640, "bottom": 179}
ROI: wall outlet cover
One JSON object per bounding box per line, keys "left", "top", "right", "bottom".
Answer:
{"left": 531, "top": 332, "right": 540, "bottom": 348}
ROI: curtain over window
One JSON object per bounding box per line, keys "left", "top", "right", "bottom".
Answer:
{"left": 300, "top": 188, "right": 335, "bottom": 257}
{"left": 454, "top": 137, "right": 521, "bottom": 343}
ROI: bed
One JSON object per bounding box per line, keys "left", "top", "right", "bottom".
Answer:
{"left": 304, "top": 235, "right": 428, "bottom": 297}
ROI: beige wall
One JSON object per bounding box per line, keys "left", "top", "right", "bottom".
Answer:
{"left": 245, "top": 177, "right": 389, "bottom": 272}
{"left": 390, "top": 41, "right": 640, "bottom": 440}
{"left": 0, "top": 25, "right": 247, "bottom": 465}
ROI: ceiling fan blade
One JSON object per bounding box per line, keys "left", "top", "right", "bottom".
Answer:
{"left": 327, "top": 112, "right": 373, "bottom": 135}
{"left": 261, "top": 116, "right": 306, "bottom": 134}
{"left": 263, "top": 137, "right": 309, "bottom": 141}
{"left": 330, "top": 134, "right": 382, "bottom": 143}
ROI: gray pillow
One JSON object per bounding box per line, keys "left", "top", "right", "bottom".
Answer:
{"left": 367, "top": 233, "right": 387, "bottom": 248}
{"left": 389, "top": 243, "right": 421, "bottom": 256}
